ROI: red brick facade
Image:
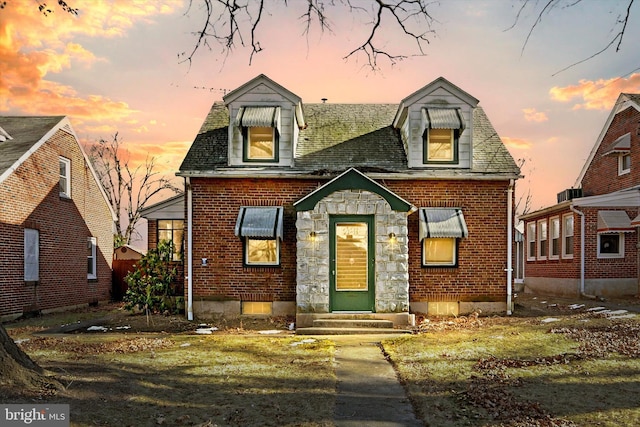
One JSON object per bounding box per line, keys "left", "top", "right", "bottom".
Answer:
{"left": 581, "top": 107, "right": 640, "bottom": 197}
{"left": 0, "top": 128, "right": 113, "bottom": 320}
{"left": 188, "top": 177, "right": 513, "bottom": 305}
{"left": 523, "top": 97, "right": 640, "bottom": 297}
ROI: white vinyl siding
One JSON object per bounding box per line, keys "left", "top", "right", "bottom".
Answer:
{"left": 227, "top": 84, "right": 294, "bottom": 167}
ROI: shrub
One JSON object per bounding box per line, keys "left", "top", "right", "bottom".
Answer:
{"left": 124, "top": 240, "right": 178, "bottom": 315}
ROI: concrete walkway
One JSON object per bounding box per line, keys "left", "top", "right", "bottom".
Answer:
{"left": 331, "top": 335, "right": 423, "bottom": 427}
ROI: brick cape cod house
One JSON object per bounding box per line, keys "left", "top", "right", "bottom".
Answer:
{"left": 176, "top": 74, "right": 521, "bottom": 327}
{"left": 521, "top": 93, "right": 640, "bottom": 298}
{"left": 0, "top": 116, "right": 116, "bottom": 321}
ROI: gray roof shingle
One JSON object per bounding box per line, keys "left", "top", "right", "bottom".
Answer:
{"left": 179, "top": 102, "right": 519, "bottom": 176}
{"left": 0, "top": 116, "right": 65, "bottom": 177}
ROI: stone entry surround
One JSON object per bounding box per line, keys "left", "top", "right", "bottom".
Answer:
{"left": 296, "top": 189, "right": 414, "bottom": 326}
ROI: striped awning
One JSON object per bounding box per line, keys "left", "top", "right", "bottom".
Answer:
{"left": 597, "top": 210, "right": 634, "bottom": 234}
{"left": 235, "top": 106, "right": 281, "bottom": 133}
{"left": 422, "top": 108, "right": 465, "bottom": 131}
{"left": 419, "top": 208, "right": 468, "bottom": 240}
{"left": 235, "top": 206, "right": 284, "bottom": 239}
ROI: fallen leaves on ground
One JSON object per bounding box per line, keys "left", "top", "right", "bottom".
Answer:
{"left": 17, "top": 337, "right": 174, "bottom": 355}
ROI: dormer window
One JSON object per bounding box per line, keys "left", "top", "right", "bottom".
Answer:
{"left": 422, "top": 108, "right": 464, "bottom": 164}
{"left": 236, "top": 106, "right": 281, "bottom": 162}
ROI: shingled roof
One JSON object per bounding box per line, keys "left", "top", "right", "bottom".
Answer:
{"left": 0, "top": 116, "right": 66, "bottom": 180}
{"left": 179, "top": 102, "right": 519, "bottom": 177}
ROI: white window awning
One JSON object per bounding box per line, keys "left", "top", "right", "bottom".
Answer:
{"left": 235, "top": 106, "right": 281, "bottom": 134}
{"left": 235, "top": 206, "right": 284, "bottom": 239}
{"left": 419, "top": 208, "right": 468, "bottom": 240}
{"left": 422, "top": 108, "right": 465, "bottom": 131}
{"left": 604, "top": 133, "right": 631, "bottom": 156}
{"left": 597, "top": 210, "right": 634, "bottom": 234}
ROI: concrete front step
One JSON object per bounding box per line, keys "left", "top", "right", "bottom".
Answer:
{"left": 296, "top": 326, "right": 410, "bottom": 335}
{"left": 296, "top": 318, "right": 412, "bottom": 335}
{"left": 312, "top": 319, "right": 395, "bottom": 329}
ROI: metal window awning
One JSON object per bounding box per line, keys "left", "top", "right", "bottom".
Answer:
{"left": 597, "top": 210, "right": 634, "bottom": 234}
{"left": 632, "top": 213, "right": 640, "bottom": 228}
{"left": 603, "top": 133, "right": 631, "bottom": 156}
{"left": 419, "top": 208, "right": 468, "bottom": 240}
{"left": 235, "top": 106, "right": 281, "bottom": 133}
{"left": 235, "top": 206, "right": 284, "bottom": 239}
{"left": 421, "top": 108, "right": 465, "bottom": 131}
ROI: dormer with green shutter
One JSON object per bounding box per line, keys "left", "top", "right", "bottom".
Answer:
{"left": 392, "top": 77, "right": 479, "bottom": 169}
{"left": 223, "top": 74, "right": 306, "bottom": 167}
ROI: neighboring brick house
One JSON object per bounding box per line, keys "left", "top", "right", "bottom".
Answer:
{"left": 0, "top": 116, "right": 116, "bottom": 321}
{"left": 177, "top": 74, "right": 521, "bottom": 326}
{"left": 139, "top": 192, "right": 185, "bottom": 296}
{"left": 521, "top": 93, "right": 640, "bottom": 298}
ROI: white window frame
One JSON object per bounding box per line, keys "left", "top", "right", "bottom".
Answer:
{"left": 549, "top": 216, "right": 560, "bottom": 259}
{"left": 87, "top": 237, "right": 97, "bottom": 279}
{"left": 597, "top": 233, "right": 625, "bottom": 259}
{"left": 24, "top": 228, "right": 39, "bottom": 282}
{"left": 527, "top": 222, "right": 536, "bottom": 261}
{"left": 537, "top": 219, "right": 548, "bottom": 260}
{"left": 562, "top": 213, "right": 574, "bottom": 259}
{"left": 619, "top": 153, "right": 631, "bottom": 175}
{"left": 59, "top": 156, "right": 71, "bottom": 198}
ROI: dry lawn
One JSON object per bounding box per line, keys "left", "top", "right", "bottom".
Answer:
{"left": 2, "top": 296, "right": 640, "bottom": 426}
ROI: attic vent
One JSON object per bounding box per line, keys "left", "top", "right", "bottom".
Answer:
{"left": 0, "top": 126, "right": 12, "bottom": 142}
{"left": 557, "top": 188, "right": 582, "bottom": 203}
{"left": 61, "top": 123, "right": 73, "bottom": 134}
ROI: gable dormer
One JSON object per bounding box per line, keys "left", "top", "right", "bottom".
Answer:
{"left": 223, "top": 74, "right": 305, "bottom": 167}
{"left": 393, "top": 77, "right": 479, "bottom": 169}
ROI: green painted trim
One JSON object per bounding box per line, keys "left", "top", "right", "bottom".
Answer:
{"left": 329, "top": 215, "right": 375, "bottom": 312}
{"left": 294, "top": 168, "right": 413, "bottom": 212}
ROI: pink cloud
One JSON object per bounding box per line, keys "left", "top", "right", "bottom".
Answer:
{"left": 549, "top": 73, "right": 640, "bottom": 110}
{"left": 502, "top": 136, "right": 533, "bottom": 150}
{"left": 522, "top": 108, "right": 548, "bottom": 122}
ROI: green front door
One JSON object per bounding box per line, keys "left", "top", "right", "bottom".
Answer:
{"left": 330, "top": 215, "right": 375, "bottom": 312}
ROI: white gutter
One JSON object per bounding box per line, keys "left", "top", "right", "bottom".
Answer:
{"left": 570, "top": 205, "right": 595, "bottom": 299}
{"left": 506, "top": 179, "right": 514, "bottom": 315}
{"left": 186, "top": 177, "right": 194, "bottom": 321}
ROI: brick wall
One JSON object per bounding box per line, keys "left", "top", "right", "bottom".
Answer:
{"left": 581, "top": 107, "right": 640, "bottom": 196}
{"left": 0, "top": 129, "right": 113, "bottom": 319}
{"left": 189, "top": 177, "right": 512, "bottom": 305}
{"left": 525, "top": 208, "right": 638, "bottom": 281}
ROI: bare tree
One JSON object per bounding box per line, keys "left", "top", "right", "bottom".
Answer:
{"left": 510, "top": 0, "right": 636, "bottom": 75}
{"left": 180, "top": 0, "right": 437, "bottom": 71}
{"left": 88, "top": 133, "right": 180, "bottom": 247}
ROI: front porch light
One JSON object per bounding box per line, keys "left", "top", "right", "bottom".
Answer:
{"left": 388, "top": 232, "right": 397, "bottom": 242}
{"left": 309, "top": 231, "right": 317, "bottom": 241}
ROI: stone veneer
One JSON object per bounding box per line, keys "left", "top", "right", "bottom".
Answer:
{"left": 295, "top": 189, "right": 410, "bottom": 313}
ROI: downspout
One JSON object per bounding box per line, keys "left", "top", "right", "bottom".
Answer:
{"left": 570, "top": 205, "right": 595, "bottom": 299}
{"left": 186, "top": 177, "right": 194, "bottom": 321}
{"left": 506, "top": 179, "right": 514, "bottom": 315}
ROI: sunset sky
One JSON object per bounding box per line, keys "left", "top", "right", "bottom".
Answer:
{"left": 2, "top": 0, "right": 640, "bottom": 237}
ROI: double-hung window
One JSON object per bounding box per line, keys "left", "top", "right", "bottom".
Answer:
{"left": 236, "top": 106, "right": 281, "bottom": 162}
{"left": 59, "top": 156, "right": 71, "bottom": 198}
{"left": 527, "top": 222, "right": 536, "bottom": 261}
{"left": 158, "top": 219, "right": 184, "bottom": 261}
{"left": 235, "top": 206, "right": 283, "bottom": 266}
{"left": 562, "top": 214, "right": 574, "bottom": 258}
{"left": 537, "top": 220, "right": 548, "bottom": 259}
{"left": 87, "top": 237, "right": 97, "bottom": 279}
{"left": 550, "top": 217, "right": 560, "bottom": 259}
{"left": 419, "top": 208, "right": 468, "bottom": 267}
{"left": 619, "top": 153, "right": 631, "bottom": 175}
{"left": 422, "top": 108, "right": 464, "bottom": 164}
